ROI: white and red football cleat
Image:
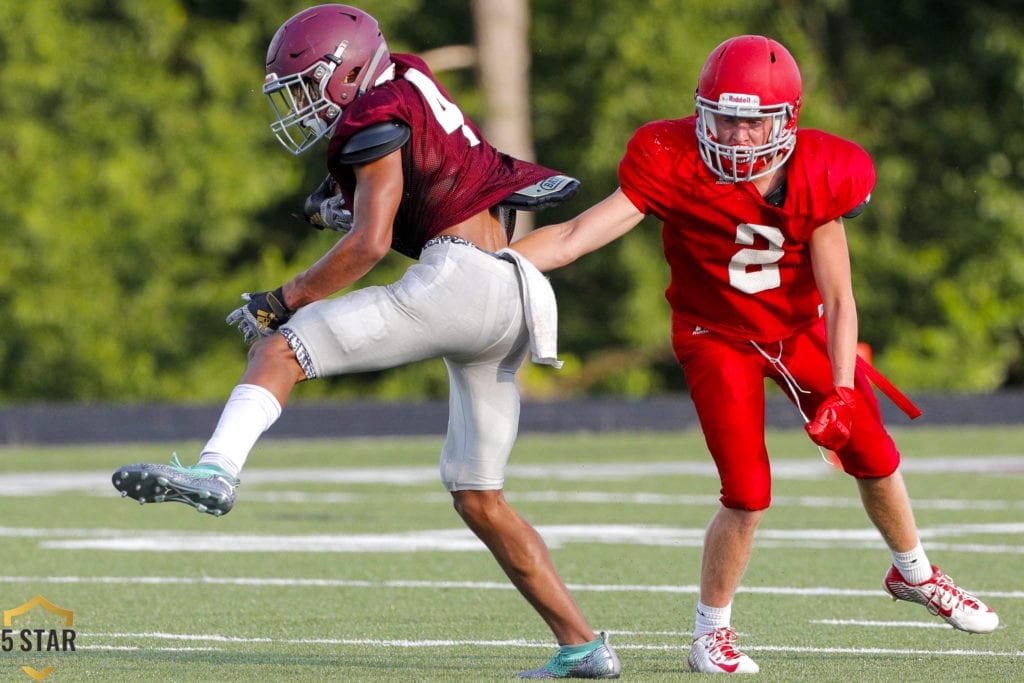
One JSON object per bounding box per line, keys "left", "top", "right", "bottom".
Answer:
{"left": 883, "top": 564, "right": 999, "bottom": 633}
{"left": 688, "top": 626, "right": 759, "bottom": 674}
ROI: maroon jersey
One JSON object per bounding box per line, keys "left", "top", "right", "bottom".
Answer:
{"left": 619, "top": 115, "right": 875, "bottom": 343}
{"left": 327, "top": 54, "right": 559, "bottom": 258}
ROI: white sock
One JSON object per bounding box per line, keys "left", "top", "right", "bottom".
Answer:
{"left": 891, "top": 542, "right": 932, "bottom": 584}
{"left": 197, "top": 384, "right": 282, "bottom": 477}
{"left": 694, "top": 601, "right": 731, "bottom": 637}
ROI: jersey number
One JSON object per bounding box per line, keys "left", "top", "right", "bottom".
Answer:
{"left": 404, "top": 68, "right": 481, "bottom": 147}
{"left": 728, "top": 223, "right": 785, "bottom": 294}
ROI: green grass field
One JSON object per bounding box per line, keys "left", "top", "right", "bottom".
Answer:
{"left": 1, "top": 426, "right": 1021, "bottom": 681}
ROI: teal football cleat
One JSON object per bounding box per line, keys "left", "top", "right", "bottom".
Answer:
{"left": 112, "top": 454, "right": 239, "bottom": 517}
{"left": 517, "top": 632, "right": 621, "bottom": 679}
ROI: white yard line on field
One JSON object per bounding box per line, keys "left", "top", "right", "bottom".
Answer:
{"left": 2, "top": 454, "right": 1022, "bottom": 497}
{"left": 3, "top": 574, "right": 1024, "bottom": 599}
{"left": 6, "top": 522, "right": 1024, "bottom": 555}
{"left": 742, "top": 645, "right": 1023, "bottom": 657}
{"left": 810, "top": 619, "right": 949, "bottom": 628}
{"left": 504, "top": 490, "right": 1024, "bottom": 511}
{"left": 83, "top": 645, "right": 223, "bottom": 652}
{"left": 75, "top": 631, "right": 1024, "bottom": 657}
{"left": 243, "top": 489, "right": 1024, "bottom": 513}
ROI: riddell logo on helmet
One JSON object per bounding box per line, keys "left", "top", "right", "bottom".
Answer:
{"left": 718, "top": 92, "right": 761, "bottom": 107}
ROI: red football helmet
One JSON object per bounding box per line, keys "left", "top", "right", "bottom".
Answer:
{"left": 694, "top": 35, "right": 802, "bottom": 182}
{"left": 263, "top": 4, "right": 394, "bottom": 155}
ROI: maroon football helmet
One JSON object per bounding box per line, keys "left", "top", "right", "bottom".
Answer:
{"left": 695, "top": 35, "right": 802, "bottom": 182}
{"left": 263, "top": 4, "right": 393, "bottom": 154}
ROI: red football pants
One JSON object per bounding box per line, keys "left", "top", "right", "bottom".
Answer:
{"left": 671, "top": 316, "right": 900, "bottom": 511}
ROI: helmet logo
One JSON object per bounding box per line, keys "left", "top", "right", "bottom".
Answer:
{"left": 718, "top": 93, "right": 761, "bottom": 114}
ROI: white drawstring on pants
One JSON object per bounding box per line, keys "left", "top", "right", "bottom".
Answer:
{"left": 750, "top": 340, "right": 830, "bottom": 464}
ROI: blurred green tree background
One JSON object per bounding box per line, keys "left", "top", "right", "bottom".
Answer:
{"left": 1, "top": 0, "right": 1021, "bottom": 403}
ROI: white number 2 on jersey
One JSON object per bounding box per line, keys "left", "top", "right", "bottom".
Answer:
{"left": 728, "top": 223, "right": 785, "bottom": 294}
{"left": 404, "top": 68, "right": 481, "bottom": 147}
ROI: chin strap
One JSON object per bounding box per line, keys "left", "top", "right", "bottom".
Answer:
{"left": 357, "top": 43, "right": 391, "bottom": 96}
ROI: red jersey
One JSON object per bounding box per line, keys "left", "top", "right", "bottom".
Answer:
{"left": 327, "top": 54, "right": 559, "bottom": 258}
{"left": 618, "top": 115, "right": 875, "bottom": 343}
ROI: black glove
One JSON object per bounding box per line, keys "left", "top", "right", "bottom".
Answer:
{"left": 225, "top": 287, "right": 293, "bottom": 345}
{"left": 300, "top": 175, "right": 353, "bottom": 232}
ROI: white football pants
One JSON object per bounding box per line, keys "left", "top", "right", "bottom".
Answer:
{"left": 280, "top": 238, "right": 529, "bottom": 491}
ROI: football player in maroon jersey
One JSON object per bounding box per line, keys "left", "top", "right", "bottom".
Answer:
{"left": 112, "top": 5, "right": 619, "bottom": 678}
{"left": 512, "top": 34, "right": 998, "bottom": 674}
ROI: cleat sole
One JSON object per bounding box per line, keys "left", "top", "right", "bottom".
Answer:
{"left": 112, "top": 462, "right": 237, "bottom": 517}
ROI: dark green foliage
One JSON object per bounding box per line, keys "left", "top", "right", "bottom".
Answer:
{"left": 0, "top": 0, "right": 1020, "bottom": 401}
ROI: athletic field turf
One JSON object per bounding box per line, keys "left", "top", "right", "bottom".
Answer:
{"left": 2, "top": 426, "right": 1021, "bottom": 680}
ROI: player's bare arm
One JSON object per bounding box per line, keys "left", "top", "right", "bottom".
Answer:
{"left": 511, "top": 188, "right": 644, "bottom": 272}
{"left": 809, "top": 218, "right": 858, "bottom": 389}
{"left": 283, "top": 150, "right": 402, "bottom": 308}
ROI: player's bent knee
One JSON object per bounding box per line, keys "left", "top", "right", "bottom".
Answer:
{"left": 838, "top": 450, "right": 900, "bottom": 479}
{"left": 720, "top": 494, "right": 772, "bottom": 512}
{"left": 451, "top": 489, "right": 503, "bottom": 524}
{"left": 248, "top": 334, "right": 290, "bottom": 362}
{"left": 719, "top": 478, "right": 772, "bottom": 511}
{"left": 247, "top": 334, "right": 306, "bottom": 381}
{"left": 850, "top": 460, "right": 900, "bottom": 480}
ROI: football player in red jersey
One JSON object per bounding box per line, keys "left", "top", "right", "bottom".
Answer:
{"left": 112, "top": 5, "right": 620, "bottom": 678}
{"left": 512, "top": 35, "right": 998, "bottom": 673}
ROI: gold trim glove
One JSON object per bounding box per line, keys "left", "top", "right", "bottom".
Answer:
{"left": 225, "top": 287, "right": 293, "bottom": 345}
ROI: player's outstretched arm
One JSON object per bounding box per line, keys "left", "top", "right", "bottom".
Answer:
{"left": 511, "top": 188, "right": 645, "bottom": 273}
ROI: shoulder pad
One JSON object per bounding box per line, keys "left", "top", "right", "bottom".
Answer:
{"left": 338, "top": 121, "right": 411, "bottom": 165}
{"left": 843, "top": 193, "right": 871, "bottom": 219}
{"left": 499, "top": 175, "right": 581, "bottom": 212}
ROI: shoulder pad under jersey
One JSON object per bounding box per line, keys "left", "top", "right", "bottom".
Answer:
{"left": 499, "top": 175, "right": 581, "bottom": 211}
{"left": 338, "top": 121, "right": 411, "bottom": 165}
{"left": 843, "top": 194, "right": 871, "bottom": 219}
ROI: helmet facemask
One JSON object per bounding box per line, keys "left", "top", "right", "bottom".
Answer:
{"left": 695, "top": 93, "right": 797, "bottom": 182}
{"left": 264, "top": 60, "right": 342, "bottom": 156}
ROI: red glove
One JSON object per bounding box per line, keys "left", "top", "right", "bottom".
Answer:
{"left": 805, "top": 386, "right": 857, "bottom": 450}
